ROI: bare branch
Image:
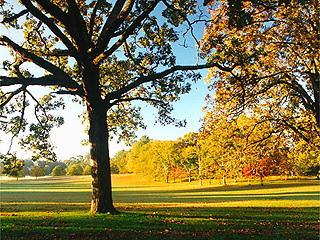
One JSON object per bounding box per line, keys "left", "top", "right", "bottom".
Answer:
{"left": 7, "top": 90, "right": 27, "bottom": 153}
{"left": 25, "top": 90, "right": 55, "bottom": 149}
{"left": 111, "top": 97, "right": 165, "bottom": 107}
{"left": 0, "top": 85, "right": 27, "bottom": 109}
{"left": 123, "top": 40, "right": 149, "bottom": 72}
{"left": 161, "top": 0, "right": 201, "bottom": 62}
{"left": 51, "top": 89, "right": 84, "bottom": 96}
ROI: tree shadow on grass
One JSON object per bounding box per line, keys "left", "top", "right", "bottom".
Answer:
{"left": 1, "top": 206, "right": 318, "bottom": 240}
{"left": 2, "top": 180, "right": 318, "bottom": 207}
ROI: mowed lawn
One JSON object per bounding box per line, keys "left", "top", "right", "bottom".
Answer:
{"left": 1, "top": 174, "right": 319, "bottom": 240}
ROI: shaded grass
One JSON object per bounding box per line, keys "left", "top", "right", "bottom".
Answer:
{"left": 1, "top": 175, "right": 319, "bottom": 239}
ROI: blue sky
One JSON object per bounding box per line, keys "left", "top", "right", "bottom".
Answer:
{"left": 0, "top": 3, "right": 213, "bottom": 160}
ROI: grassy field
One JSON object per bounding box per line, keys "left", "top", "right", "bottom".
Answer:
{"left": 1, "top": 174, "right": 319, "bottom": 239}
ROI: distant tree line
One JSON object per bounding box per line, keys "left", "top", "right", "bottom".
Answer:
{"left": 0, "top": 154, "right": 91, "bottom": 179}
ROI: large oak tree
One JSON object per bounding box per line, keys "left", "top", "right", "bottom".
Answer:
{"left": 0, "top": 0, "right": 224, "bottom": 213}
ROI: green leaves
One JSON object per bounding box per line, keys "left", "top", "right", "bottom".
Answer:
{"left": 162, "top": 0, "right": 197, "bottom": 27}
{"left": 0, "top": 152, "right": 24, "bottom": 178}
{"left": 107, "top": 103, "right": 146, "bottom": 144}
{"left": 1, "top": 91, "right": 65, "bottom": 163}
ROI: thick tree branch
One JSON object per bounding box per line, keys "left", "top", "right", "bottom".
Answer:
{"left": 20, "top": 0, "right": 78, "bottom": 58}
{"left": 237, "top": 71, "right": 315, "bottom": 116}
{"left": 0, "top": 36, "right": 80, "bottom": 90}
{"left": 97, "top": 0, "right": 135, "bottom": 50}
{"left": 282, "top": 119, "right": 320, "bottom": 149}
{"left": 278, "top": 75, "right": 315, "bottom": 112}
{"left": 31, "top": 0, "right": 68, "bottom": 23}
{"left": 37, "top": 49, "right": 72, "bottom": 57}
{"left": 89, "top": 0, "right": 105, "bottom": 37}
{"left": 0, "top": 75, "right": 81, "bottom": 92}
{"left": 107, "top": 62, "right": 234, "bottom": 101}
{"left": 111, "top": 97, "right": 165, "bottom": 107}
{"left": 65, "top": 0, "right": 92, "bottom": 50}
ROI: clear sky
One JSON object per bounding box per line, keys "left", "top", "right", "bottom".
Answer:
{"left": 0, "top": 4, "right": 212, "bottom": 160}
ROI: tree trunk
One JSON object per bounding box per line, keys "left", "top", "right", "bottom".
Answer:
{"left": 198, "top": 160, "right": 202, "bottom": 186}
{"left": 222, "top": 174, "right": 227, "bottom": 185}
{"left": 88, "top": 103, "right": 117, "bottom": 214}
{"left": 187, "top": 170, "right": 192, "bottom": 182}
{"left": 165, "top": 174, "right": 169, "bottom": 183}
{"left": 260, "top": 175, "right": 264, "bottom": 186}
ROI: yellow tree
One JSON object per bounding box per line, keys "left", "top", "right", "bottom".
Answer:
{"left": 287, "top": 140, "right": 320, "bottom": 177}
{"left": 201, "top": 105, "right": 293, "bottom": 184}
{"left": 201, "top": 111, "right": 246, "bottom": 185}
{"left": 124, "top": 136, "right": 151, "bottom": 174}
{"left": 173, "top": 132, "right": 198, "bottom": 182}
{"left": 110, "top": 149, "right": 128, "bottom": 173}
{"left": 142, "top": 140, "right": 174, "bottom": 182}
{"left": 238, "top": 114, "right": 292, "bottom": 184}
{"left": 201, "top": 0, "right": 319, "bottom": 148}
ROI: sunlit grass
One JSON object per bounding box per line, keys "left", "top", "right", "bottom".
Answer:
{"left": 1, "top": 175, "right": 319, "bottom": 239}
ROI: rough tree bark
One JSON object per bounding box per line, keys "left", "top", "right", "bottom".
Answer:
{"left": 82, "top": 63, "right": 118, "bottom": 213}
{"left": 88, "top": 105, "right": 117, "bottom": 214}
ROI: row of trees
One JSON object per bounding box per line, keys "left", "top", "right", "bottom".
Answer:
{"left": 111, "top": 125, "right": 319, "bottom": 185}
{"left": 0, "top": 154, "right": 91, "bottom": 179}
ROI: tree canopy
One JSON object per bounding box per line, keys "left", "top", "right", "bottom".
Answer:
{"left": 200, "top": 0, "right": 319, "bottom": 148}
{"left": 51, "top": 165, "right": 67, "bottom": 176}
{"left": 29, "top": 165, "right": 46, "bottom": 178}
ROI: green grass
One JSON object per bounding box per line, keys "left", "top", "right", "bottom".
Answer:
{"left": 1, "top": 175, "right": 319, "bottom": 239}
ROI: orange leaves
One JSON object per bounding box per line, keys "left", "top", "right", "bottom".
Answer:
{"left": 200, "top": 0, "right": 320, "bottom": 150}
